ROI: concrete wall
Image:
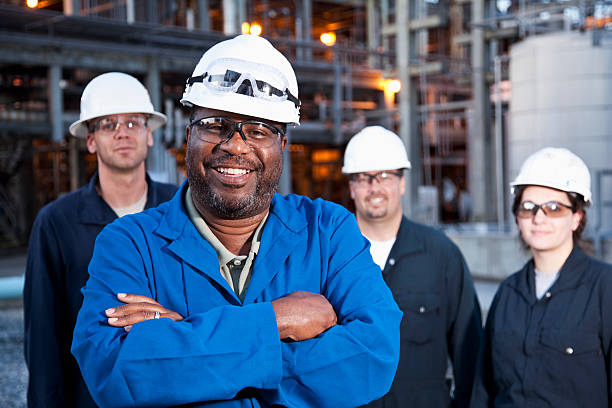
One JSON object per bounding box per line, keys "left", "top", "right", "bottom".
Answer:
{"left": 450, "top": 232, "right": 612, "bottom": 282}
{"left": 448, "top": 232, "right": 530, "bottom": 280}
{"left": 509, "top": 31, "right": 612, "bottom": 236}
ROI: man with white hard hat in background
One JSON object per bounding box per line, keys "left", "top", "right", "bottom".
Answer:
{"left": 71, "top": 35, "right": 401, "bottom": 407}
{"left": 342, "top": 126, "right": 482, "bottom": 408}
{"left": 24, "top": 72, "right": 177, "bottom": 408}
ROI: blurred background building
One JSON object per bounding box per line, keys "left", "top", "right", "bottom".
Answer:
{"left": 0, "top": 0, "right": 611, "bottom": 276}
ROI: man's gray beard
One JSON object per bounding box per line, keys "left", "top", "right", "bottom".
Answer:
{"left": 186, "top": 156, "right": 282, "bottom": 220}
{"left": 190, "top": 174, "right": 279, "bottom": 220}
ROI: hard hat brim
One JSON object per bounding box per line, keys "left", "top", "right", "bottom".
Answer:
{"left": 509, "top": 181, "right": 592, "bottom": 203}
{"left": 341, "top": 162, "right": 411, "bottom": 174}
{"left": 69, "top": 111, "right": 167, "bottom": 138}
{"left": 180, "top": 90, "right": 299, "bottom": 126}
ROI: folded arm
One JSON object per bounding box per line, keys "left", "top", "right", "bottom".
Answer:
{"left": 73, "top": 213, "right": 401, "bottom": 408}
{"left": 257, "top": 213, "right": 402, "bottom": 407}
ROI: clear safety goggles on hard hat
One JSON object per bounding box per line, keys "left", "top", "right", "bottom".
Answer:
{"left": 186, "top": 70, "right": 300, "bottom": 109}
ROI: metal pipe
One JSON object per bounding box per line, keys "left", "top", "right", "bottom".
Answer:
{"left": 126, "top": 0, "right": 135, "bottom": 24}
{"left": 0, "top": 276, "right": 24, "bottom": 300}
{"left": 48, "top": 64, "right": 63, "bottom": 143}
{"left": 333, "top": 61, "right": 343, "bottom": 145}
{"left": 494, "top": 55, "right": 505, "bottom": 232}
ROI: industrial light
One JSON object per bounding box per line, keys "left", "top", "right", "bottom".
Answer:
{"left": 26, "top": 0, "right": 39, "bottom": 8}
{"left": 384, "top": 79, "right": 401, "bottom": 94}
{"left": 249, "top": 23, "right": 262, "bottom": 36}
{"left": 242, "top": 22, "right": 262, "bottom": 36}
{"left": 320, "top": 32, "right": 336, "bottom": 47}
{"left": 241, "top": 22, "right": 250, "bottom": 34}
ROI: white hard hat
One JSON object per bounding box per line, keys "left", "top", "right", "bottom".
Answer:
{"left": 510, "top": 147, "right": 591, "bottom": 202}
{"left": 69, "top": 72, "right": 166, "bottom": 138}
{"left": 181, "top": 34, "right": 300, "bottom": 125}
{"left": 342, "top": 126, "right": 411, "bottom": 174}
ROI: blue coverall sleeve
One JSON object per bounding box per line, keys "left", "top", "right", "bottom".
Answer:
{"left": 71, "top": 221, "right": 283, "bottom": 407}
{"left": 24, "top": 211, "right": 69, "bottom": 408}
{"left": 258, "top": 213, "right": 402, "bottom": 407}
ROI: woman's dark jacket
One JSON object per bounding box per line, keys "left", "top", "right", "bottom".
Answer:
{"left": 470, "top": 246, "right": 612, "bottom": 408}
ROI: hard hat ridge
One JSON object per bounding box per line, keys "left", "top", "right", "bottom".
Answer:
{"left": 181, "top": 34, "right": 300, "bottom": 125}
{"left": 342, "top": 126, "right": 411, "bottom": 174}
{"left": 69, "top": 72, "right": 166, "bottom": 138}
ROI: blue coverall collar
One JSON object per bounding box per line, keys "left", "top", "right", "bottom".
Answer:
{"left": 156, "top": 182, "right": 308, "bottom": 240}
{"left": 155, "top": 181, "right": 309, "bottom": 303}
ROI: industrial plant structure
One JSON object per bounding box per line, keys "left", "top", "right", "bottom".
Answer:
{"left": 0, "top": 0, "right": 611, "bottom": 272}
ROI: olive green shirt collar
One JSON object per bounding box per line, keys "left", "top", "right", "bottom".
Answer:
{"left": 184, "top": 186, "right": 267, "bottom": 300}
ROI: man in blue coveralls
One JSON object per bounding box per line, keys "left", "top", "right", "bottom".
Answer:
{"left": 71, "top": 35, "right": 401, "bottom": 407}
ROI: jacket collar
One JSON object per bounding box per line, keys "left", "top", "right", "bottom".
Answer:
{"left": 77, "top": 172, "right": 118, "bottom": 225}
{"left": 155, "top": 180, "right": 191, "bottom": 241}
{"left": 156, "top": 186, "right": 309, "bottom": 241}
{"left": 509, "top": 245, "right": 590, "bottom": 303}
{"left": 77, "top": 172, "right": 164, "bottom": 225}
{"left": 243, "top": 193, "right": 308, "bottom": 303}
{"left": 389, "top": 216, "right": 425, "bottom": 258}
{"left": 143, "top": 173, "right": 167, "bottom": 210}
{"left": 155, "top": 181, "right": 235, "bottom": 300}
{"left": 155, "top": 183, "right": 309, "bottom": 303}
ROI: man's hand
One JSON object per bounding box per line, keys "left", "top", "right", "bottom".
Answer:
{"left": 105, "top": 293, "right": 184, "bottom": 332}
{"left": 271, "top": 291, "right": 337, "bottom": 341}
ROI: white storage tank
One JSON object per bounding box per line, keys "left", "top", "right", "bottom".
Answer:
{"left": 509, "top": 30, "right": 612, "bottom": 237}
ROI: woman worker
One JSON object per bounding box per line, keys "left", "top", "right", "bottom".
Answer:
{"left": 470, "top": 147, "right": 612, "bottom": 407}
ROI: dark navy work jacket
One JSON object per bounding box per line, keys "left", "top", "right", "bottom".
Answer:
{"left": 366, "top": 217, "right": 483, "bottom": 408}
{"left": 470, "top": 246, "right": 612, "bottom": 408}
{"left": 23, "top": 173, "right": 177, "bottom": 408}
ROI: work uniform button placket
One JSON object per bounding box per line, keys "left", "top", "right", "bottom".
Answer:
{"left": 522, "top": 299, "right": 548, "bottom": 396}
{"left": 524, "top": 302, "right": 543, "bottom": 357}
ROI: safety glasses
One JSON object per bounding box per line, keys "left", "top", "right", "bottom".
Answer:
{"left": 189, "top": 116, "right": 284, "bottom": 148}
{"left": 515, "top": 201, "right": 574, "bottom": 219}
{"left": 350, "top": 171, "right": 403, "bottom": 188}
{"left": 90, "top": 116, "right": 148, "bottom": 137}
{"left": 186, "top": 70, "right": 300, "bottom": 108}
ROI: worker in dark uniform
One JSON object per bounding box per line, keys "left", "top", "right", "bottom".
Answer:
{"left": 343, "top": 126, "right": 483, "bottom": 408}
{"left": 470, "top": 147, "right": 612, "bottom": 408}
{"left": 24, "top": 72, "right": 177, "bottom": 408}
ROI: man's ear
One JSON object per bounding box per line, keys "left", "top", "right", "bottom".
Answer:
{"left": 281, "top": 136, "right": 288, "bottom": 150}
{"left": 185, "top": 125, "right": 191, "bottom": 146}
{"left": 86, "top": 134, "right": 97, "bottom": 154}
{"left": 146, "top": 128, "right": 153, "bottom": 147}
{"left": 349, "top": 181, "right": 356, "bottom": 200}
